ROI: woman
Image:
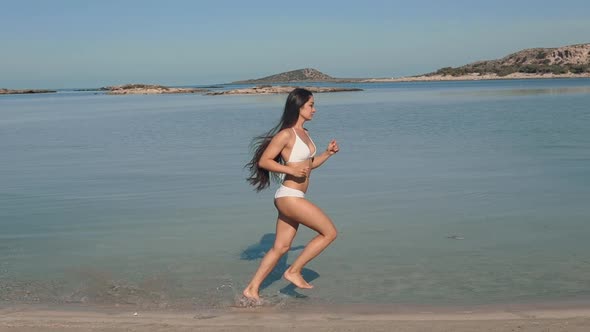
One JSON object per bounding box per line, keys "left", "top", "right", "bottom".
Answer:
{"left": 243, "top": 88, "right": 340, "bottom": 302}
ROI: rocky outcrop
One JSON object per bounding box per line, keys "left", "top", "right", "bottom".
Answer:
{"left": 232, "top": 68, "right": 337, "bottom": 84}
{"left": 206, "top": 85, "right": 362, "bottom": 95}
{"left": 104, "top": 84, "right": 209, "bottom": 95}
{"left": 497, "top": 44, "right": 590, "bottom": 66}
{"left": 428, "top": 43, "right": 590, "bottom": 77}
{"left": 0, "top": 89, "right": 56, "bottom": 94}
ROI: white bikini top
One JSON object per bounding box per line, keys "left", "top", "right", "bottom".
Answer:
{"left": 287, "top": 128, "right": 316, "bottom": 163}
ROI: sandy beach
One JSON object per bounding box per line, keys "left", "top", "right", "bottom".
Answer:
{"left": 1, "top": 303, "right": 590, "bottom": 332}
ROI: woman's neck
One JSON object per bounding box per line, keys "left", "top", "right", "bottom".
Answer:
{"left": 293, "top": 118, "right": 306, "bottom": 130}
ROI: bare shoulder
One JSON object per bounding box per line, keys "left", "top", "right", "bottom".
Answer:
{"left": 275, "top": 128, "right": 294, "bottom": 140}
{"left": 271, "top": 128, "right": 294, "bottom": 145}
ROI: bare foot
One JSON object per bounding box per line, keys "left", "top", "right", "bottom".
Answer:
{"left": 242, "top": 287, "right": 260, "bottom": 301}
{"left": 239, "top": 287, "right": 263, "bottom": 307}
{"left": 283, "top": 270, "right": 313, "bottom": 289}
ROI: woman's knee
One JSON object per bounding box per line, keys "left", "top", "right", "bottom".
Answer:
{"left": 272, "top": 244, "right": 291, "bottom": 255}
{"left": 324, "top": 225, "right": 338, "bottom": 242}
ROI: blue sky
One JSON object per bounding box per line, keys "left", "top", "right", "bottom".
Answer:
{"left": 2, "top": 0, "right": 589, "bottom": 88}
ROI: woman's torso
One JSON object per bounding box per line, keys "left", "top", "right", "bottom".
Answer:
{"left": 281, "top": 128, "right": 316, "bottom": 193}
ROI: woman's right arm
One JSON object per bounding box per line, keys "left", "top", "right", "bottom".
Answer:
{"left": 258, "top": 130, "right": 308, "bottom": 178}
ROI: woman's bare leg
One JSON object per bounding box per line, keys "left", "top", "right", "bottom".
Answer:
{"left": 242, "top": 215, "right": 299, "bottom": 300}
{"left": 274, "top": 197, "right": 337, "bottom": 289}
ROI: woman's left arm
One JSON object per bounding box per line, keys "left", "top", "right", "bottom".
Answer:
{"left": 312, "top": 139, "right": 339, "bottom": 169}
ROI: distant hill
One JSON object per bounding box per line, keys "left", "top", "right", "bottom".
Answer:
{"left": 429, "top": 43, "right": 590, "bottom": 77}
{"left": 232, "top": 68, "right": 337, "bottom": 84}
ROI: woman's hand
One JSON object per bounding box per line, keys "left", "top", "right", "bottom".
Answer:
{"left": 289, "top": 164, "right": 310, "bottom": 178}
{"left": 326, "top": 139, "right": 339, "bottom": 155}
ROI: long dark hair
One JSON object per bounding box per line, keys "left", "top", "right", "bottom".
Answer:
{"left": 246, "top": 88, "right": 313, "bottom": 191}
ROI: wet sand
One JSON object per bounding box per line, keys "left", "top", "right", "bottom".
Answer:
{"left": 1, "top": 304, "right": 590, "bottom": 331}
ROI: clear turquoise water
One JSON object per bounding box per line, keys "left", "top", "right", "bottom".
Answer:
{"left": 1, "top": 79, "right": 590, "bottom": 309}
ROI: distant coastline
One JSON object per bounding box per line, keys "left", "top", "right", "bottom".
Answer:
{"left": 3, "top": 43, "right": 590, "bottom": 94}
{"left": 0, "top": 88, "right": 56, "bottom": 95}
{"left": 232, "top": 43, "right": 590, "bottom": 85}
{"left": 226, "top": 71, "right": 590, "bottom": 86}
{"left": 360, "top": 72, "right": 590, "bottom": 83}
{"left": 3, "top": 74, "right": 590, "bottom": 96}
{"left": 206, "top": 85, "right": 362, "bottom": 95}
{"left": 103, "top": 84, "right": 208, "bottom": 95}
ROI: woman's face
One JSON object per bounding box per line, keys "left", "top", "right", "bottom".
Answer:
{"left": 299, "top": 96, "right": 316, "bottom": 121}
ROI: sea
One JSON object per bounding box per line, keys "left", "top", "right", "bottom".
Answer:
{"left": 1, "top": 79, "right": 590, "bottom": 311}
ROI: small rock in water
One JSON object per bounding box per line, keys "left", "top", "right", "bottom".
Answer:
{"left": 446, "top": 235, "right": 465, "bottom": 240}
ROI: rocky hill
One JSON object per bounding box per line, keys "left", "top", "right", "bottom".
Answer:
{"left": 429, "top": 43, "right": 590, "bottom": 77}
{"left": 232, "top": 68, "right": 336, "bottom": 84}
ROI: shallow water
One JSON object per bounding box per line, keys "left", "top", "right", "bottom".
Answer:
{"left": 1, "top": 79, "right": 590, "bottom": 309}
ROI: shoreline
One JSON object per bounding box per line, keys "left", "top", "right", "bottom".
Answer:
{"left": 2, "top": 74, "right": 590, "bottom": 95}
{"left": 360, "top": 72, "right": 590, "bottom": 83}
{"left": 104, "top": 84, "right": 209, "bottom": 95}
{"left": 2, "top": 302, "right": 590, "bottom": 331}
{"left": 205, "top": 85, "right": 362, "bottom": 95}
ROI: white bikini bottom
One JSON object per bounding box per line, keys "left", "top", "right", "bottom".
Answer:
{"left": 274, "top": 185, "right": 305, "bottom": 199}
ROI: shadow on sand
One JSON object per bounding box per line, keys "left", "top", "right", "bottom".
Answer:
{"left": 241, "top": 233, "right": 319, "bottom": 298}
